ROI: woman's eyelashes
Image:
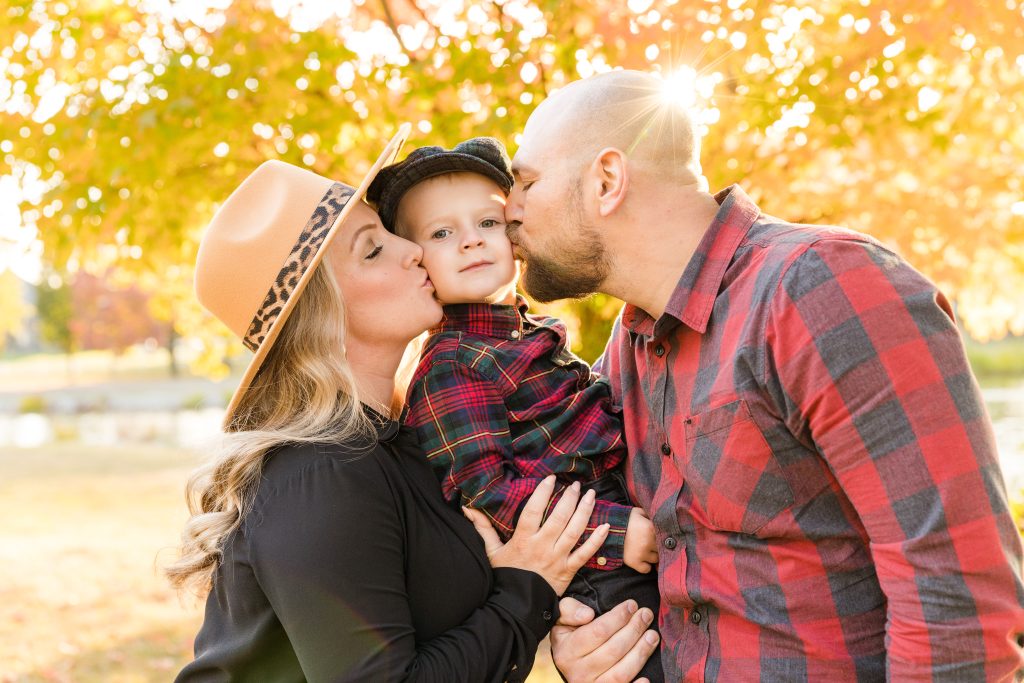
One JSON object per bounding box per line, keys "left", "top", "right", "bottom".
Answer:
{"left": 365, "top": 242, "right": 383, "bottom": 260}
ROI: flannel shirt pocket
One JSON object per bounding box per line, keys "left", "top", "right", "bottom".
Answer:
{"left": 683, "top": 399, "right": 794, "bottom": 535}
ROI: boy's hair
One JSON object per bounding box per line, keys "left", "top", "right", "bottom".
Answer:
{"left": 367, "top": 137, "right": 512, "bottom": 233}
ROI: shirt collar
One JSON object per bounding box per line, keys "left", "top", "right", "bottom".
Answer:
{"left": 622, "top": 184, "right": 760, "bottom": 338}
{"left": 363, "top": 403, "right": 401, "bottom": 441}
{"left": 431, "top": 293, "right": 529, "bottom": 340}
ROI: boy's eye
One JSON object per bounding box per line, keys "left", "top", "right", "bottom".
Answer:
{"left": 431, "top": 228, "right": 451, "bottom": 240}
{"left": 480, "top": 219, "right": 503, "bottom": 229}
{"left": 520, "top": 180, "right": 535, "bottom": 191}
{"left": 365, "top": 243, "right": 383, "bottom": 260}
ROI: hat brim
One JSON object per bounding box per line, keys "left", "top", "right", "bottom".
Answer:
{"left": 377, "top": 152, "right": 513, "bottom": 231}
{"left": 222, "top": 123, "right": 411, "bottom": 430}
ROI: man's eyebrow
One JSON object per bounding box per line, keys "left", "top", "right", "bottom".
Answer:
{"left": 511, "top": 161, "right": 536, "bottom": 179}
{"left": 349, "top": 223, "right": 376, "bottom": 252}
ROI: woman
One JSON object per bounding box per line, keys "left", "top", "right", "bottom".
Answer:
{"left": 167, "top": 125, "right": 610, "bottom": 682}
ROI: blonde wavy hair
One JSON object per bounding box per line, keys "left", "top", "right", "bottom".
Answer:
{"left": 166, "top": 255, "right": 377, "bottom": 595}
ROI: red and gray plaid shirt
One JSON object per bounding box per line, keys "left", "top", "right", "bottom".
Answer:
{"left": 406, "top": 297, "right": 632, "bottom": 570}
{"left": 596, "top": 185, "right": 1024, "bottom": 681}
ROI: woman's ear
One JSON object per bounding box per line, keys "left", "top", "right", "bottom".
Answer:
{"left": 589, "top": 148, "right": 629, "bottom": 217}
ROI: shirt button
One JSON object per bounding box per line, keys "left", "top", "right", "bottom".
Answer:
{"left": 596, "top": 556, "right": 608, "bottom": 566}
{"left": 654, "top": 344, "right": 665, "bottom": 357}
{"left": 663, "top": 536, "right": 677, "bottom": 550}
{"left": 510, "top": 330, "right": 520, "bottom": 339}
{"left": 690, "top": 609, "right": 702, "bottom": 625}
{"left": 542, "top": 610, "right": 553, "bottom": 621}
{"left": 660, "top": 443, "right": 671, "bottom": 456}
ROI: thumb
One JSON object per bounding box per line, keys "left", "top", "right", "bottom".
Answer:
{"left": 462, "top": 507, "right": 504, "bottom": 556}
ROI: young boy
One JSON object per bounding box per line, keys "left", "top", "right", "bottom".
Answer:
{"left": 367, "top": 138, "right": 663, "bottom": 681}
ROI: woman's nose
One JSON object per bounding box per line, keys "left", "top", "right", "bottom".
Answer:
{"left": 402, "top": 239, "right": 423, "bottom": 268}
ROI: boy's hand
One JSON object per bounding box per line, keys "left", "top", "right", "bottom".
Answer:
{"left": 623, "top": 507, "right": 658, "bottom": 574}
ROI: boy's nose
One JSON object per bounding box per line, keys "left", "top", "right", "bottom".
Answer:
{"left": 461, "top": 230, "right": 484, "bottom": 249}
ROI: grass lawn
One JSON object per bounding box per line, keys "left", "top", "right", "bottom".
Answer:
{"left": 0, "top": 443, "right": 562, "bottom": 682}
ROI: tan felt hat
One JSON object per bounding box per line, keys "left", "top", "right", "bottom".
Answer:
{"left": 195, "top": 124, "right": 411, "bottom": 429}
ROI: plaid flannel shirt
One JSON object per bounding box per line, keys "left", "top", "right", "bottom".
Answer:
{"left": 405, "top": 297, "right": 632, "bottom": 570}
{"left": 595, "top": 185, "right": 1024, "bottom": 681}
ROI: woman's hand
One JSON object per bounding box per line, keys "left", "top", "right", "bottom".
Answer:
{"left": 462, "top": 476, "right": 610, "bottom": 595}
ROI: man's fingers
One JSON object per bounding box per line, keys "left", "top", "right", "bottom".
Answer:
{"left": 596, "top": 627, "right": 660, "bottom": 683}
{"left": 564, "top": 599, "right": 639, "bottom": 656}
{"left": 556, "top": 596, "right": 595, "bottom": 627}
{"left": 582, "top": 605, "right": 655, "bottom": 675}
{"left": 517, "top": 475, "right": 558, "bottom": 531}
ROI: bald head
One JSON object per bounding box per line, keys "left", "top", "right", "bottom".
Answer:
{"left": 522, "top": 70, "right": 703, "bottom": 182}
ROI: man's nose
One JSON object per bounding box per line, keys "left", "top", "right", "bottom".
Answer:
{"left": 505, "top": 186, "right": 524, "bottom": 224}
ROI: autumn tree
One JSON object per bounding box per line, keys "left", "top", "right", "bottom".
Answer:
{"left": 35, "top": 275, "right": 73, "bottom": 356}
{"left": 0, "top": 268, "right": 32, "bottom": 351}
{"left": 66, "top": 269, "right": 168, "bottom": 354}
{"left": 1, "top": 0, "right": 1022, "bottom": 366}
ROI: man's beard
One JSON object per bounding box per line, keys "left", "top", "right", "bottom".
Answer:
{"left": 510, "top": 180, "right": 611, "bottom": 303}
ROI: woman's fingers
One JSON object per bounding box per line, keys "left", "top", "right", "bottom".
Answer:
{"left": 567, "top": 523, "right": 610, "bottom": 571}
{"left": 462, "top": 507, "right": 503, "bottom": 557}
{"left": 537, "top": 480, "right": 582, "bottom": 539}
{"left": 516, "top": 475, "right": 559, "bottom": 531}
{"left": 554, "top": 488, "right": 597, "bottom": 549}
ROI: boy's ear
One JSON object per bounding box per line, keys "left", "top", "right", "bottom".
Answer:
{"left": 589, "top": 148, "right": 628, "bottom": 217}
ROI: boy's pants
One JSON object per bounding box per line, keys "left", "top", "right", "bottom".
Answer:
{"left": 563, "top": 471, "right": 664, "bottom": 682}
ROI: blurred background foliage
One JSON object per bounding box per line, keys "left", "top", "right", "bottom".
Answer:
{"left": 0, "top": 0, "right": 1022, "bottom": 369}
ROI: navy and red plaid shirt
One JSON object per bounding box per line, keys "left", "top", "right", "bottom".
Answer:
{"left": 406, "top": 297, "right": 632, "bottom": 570}
{"left": 596, "top": 185, "right": 1024, "bottom": 681}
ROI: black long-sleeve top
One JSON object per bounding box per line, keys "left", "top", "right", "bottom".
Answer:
{"left": 175, "top": 412, "right": 559, "bottom": 682}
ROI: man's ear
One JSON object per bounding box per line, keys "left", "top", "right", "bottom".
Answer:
{"left": 590, "top": 148, "right": 628, "bottom": 217}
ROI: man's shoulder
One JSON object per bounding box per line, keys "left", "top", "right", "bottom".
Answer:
{"left": 742, "top": 215, "right": 903, "bottom": 287}
{"left": 747, "top": 214, "right": 883, "bottom": 255}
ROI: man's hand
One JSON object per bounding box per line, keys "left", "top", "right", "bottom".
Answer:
{"left": 550, "top": 596, "right": 660, "bottom": 683}
{"left": 623, "top": 507, "right": 658, "bottom": 574}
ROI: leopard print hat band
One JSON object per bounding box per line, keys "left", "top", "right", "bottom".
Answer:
{"left": 241, "top": 182, "right": 355, "bottom": 352}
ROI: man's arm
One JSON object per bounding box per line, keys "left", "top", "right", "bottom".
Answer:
{"left": 406, "top": 359, "right": 632, "bottom": 568}
{"left": 766, "top": 238, "right": 1024, "bottom": 680}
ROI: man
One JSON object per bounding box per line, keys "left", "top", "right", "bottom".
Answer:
{"left": 506, "top": 69, "right": 1024, "bottom": 681}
